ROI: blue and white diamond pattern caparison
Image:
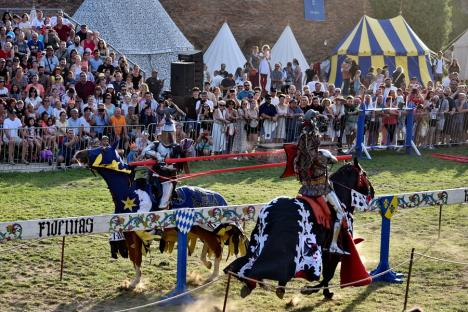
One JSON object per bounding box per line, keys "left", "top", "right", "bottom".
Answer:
{"left": 175, "top": 209, "right": 195, "bottom": 234}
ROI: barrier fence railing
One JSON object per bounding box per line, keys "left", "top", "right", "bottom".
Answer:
{"left": 1, "top": 110, "right": 466, "bottom": 169}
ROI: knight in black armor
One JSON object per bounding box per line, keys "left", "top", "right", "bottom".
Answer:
{"left": 294, "top": 109, "right": 348, "bottom": 255}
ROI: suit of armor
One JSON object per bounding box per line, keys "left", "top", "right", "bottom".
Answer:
{"left": 294, "top": 110, "right": 348, "bottom": 255}
{"left": 141, "top": 139, "right": 179, "bottom": 209}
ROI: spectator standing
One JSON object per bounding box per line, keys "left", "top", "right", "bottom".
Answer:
{"left": 270, "top": 63, "right": 284, "bottom": 91}
{"left": 212, "top": 100, "right": 228, "bottom": 154}
{"left": 259, "top": 94, "right": 277, "bottom": 142}
{"left": 292, "top": 58, "right": 302, "bottom": 91}
{"left": 258, "top": 45, "right": 271, "bottom": 93}
{"left": 248, "top": 46, "right": 260, "bottom": 87}
{"left": 392, "top": 66, "right": 405, "bottom": 89}
{"left": 146, "top": 69, "right": 164, "bottom": 99}
{"left": 76, "top": 24, "right": 89, "bottom": 42}
{"left": 285, "top": 98, "right": 303, "bottom": 142}
{"left": 109, "top": 107, "right": 128, "bottom": 149}
{"left": 432, "top": 51, "right": 445, "bottom": 83}
{"left": 304, "top": 63, "right": 316, "bottom": 85}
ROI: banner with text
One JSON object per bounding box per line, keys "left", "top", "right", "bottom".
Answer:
{"left": 1, "top": 188, "right": 467, "bottom": 243}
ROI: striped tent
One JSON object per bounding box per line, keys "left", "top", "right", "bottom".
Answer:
{"left": 329, "top": 15, "right": 433, "bottom": 88}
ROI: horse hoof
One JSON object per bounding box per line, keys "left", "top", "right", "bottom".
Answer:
{"left": 275, "top": 287, "right": 285, "bottom": 299}
{"left": 324, "top": 291, "right": 334, "bottom": 300}
{"left": 240, "top": 285, "right": 252, "bottom": 298}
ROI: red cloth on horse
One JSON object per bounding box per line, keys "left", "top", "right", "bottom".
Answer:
{"left": 296, "top": 194, "right": 332, "bottom": 229}
{"left": 340, "top": 232, "right": 371, "bottom": 287}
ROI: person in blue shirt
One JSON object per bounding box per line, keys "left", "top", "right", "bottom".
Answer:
{"left": 237, "top": 81, "right": 254, "bottom": 100}
{"left": 27, "top": 32, "right": 44, "bottom": 56}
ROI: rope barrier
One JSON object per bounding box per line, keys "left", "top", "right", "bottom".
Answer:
{"left": 226, "top": 255, "right": 413, "bottom": 293}
{"left": 111, "top": 275, "right": 225, "bottom": 312}
{"left": 413, "top": 253, "right": 468, "bottom": 266}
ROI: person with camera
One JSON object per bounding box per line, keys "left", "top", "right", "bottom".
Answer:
{"left": 195, "top": 128, "right": 213, "bottom": 156}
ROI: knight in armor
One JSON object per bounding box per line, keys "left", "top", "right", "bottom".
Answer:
{"left": 141, "top": 116, "right": 182, "bottom": 210}
{"left": 294, "top": 109, "right": 349, "bottom": 255}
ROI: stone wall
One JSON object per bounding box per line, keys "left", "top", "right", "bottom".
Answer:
{"left": 159, "top": 0, "right": 372, "bottom": 62}
{"left": 0, "top": 0, "right": 372, "bottom": 62}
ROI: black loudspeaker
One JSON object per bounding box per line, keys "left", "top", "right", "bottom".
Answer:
{"left": 171, "top": 62, "right": 195, "bottom": 97}
{"left": 178, "top": 50, "right": 203, "bottom": 90}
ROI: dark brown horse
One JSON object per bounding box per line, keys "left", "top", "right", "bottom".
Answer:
{"left": 225, "top": 157, "right": 374, "bottom": 299}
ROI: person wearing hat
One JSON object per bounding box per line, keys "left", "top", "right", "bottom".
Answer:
{"left": 259, "top": 93, "right": 278, "bottom": 142}
{"left": 40, "top": 45, "right": 59, "bottom": 74}
{"left": 141, "top": 107, "right": 183, "bottom": 209}
{"left": 76, "top": 24, "right": 89, "bottom": 42}
{"left": 293, "top": 108, "right": 349, "bottom": 255}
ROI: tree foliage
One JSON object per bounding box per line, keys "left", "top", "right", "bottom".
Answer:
{"left": 449, "top": 0, "right": 468, "bottom": 44}
{"left": 369, "top": 0, "right": 452, "bottom": 51}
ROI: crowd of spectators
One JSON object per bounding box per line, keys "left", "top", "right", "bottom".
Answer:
{"left": 0, "top": 10, "right": 467, "bottom": 167}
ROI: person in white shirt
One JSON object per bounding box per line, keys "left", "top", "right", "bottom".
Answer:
{"left": 30, "top": 10, "right": 44, "bottom": 29}
{"left": 0, "top": 79, "right": 8, "bottom": 97}
{"left": 433, "top": 51, "right": 445, "bottom": 83}
{"left": 383, "top": 77, "right": 397, "bottom": 100}
{"left": 211, "top": 70, "right": 224, "bottom": 88}
{"left": 269, "top": 88, "right": 279, "bottom": 106}
{"left": 3, "top": 110, "right": 28, "bottom": 164}
{"left": 258, "top": 45, "right": 271, "bottom": 92}
{"left": 195, "top": 91, "right": 214, "bottom": 112}
{"left": 50, "top": 11, "right": 71, "bottom": 27}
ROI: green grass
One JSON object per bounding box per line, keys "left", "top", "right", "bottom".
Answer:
{"left": 0, "top": 147, "right": 467, "bottom": 312}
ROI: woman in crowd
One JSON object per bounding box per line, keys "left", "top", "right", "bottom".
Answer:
{"left": 245, "top": 97, "right": 259, "bottom": 152}
{"left": 24, "top": 87, "right": 42, "bottom": 109}
{"left": 212, "top": 100, "right": 228, "bottom": 154}
{"left": 25, "top": 116, "right": 42, "bottom": 161}
{"left": 275, "top": 94, "right": 288, "bottom": 143}
{"left": 97, "top": 39, "right": 109, "bottom": 59}
{"left": 225, "top": 100, "right": 238, "bottom": 154}
{"left": 234, "top": 99, "right": 248, "bottom": 153}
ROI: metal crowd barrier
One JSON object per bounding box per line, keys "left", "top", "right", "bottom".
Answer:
{"left": 1, "top": 111, "right": 466, "bottom": 171}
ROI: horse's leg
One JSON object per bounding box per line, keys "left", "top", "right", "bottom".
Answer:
{"left": 190, "top": 227, "right": 222, "bottom": 282}
{"left": 321, "top": 255, "right": 340, "bottom": 299}
{"left": 124, "top": 232, "right": 142, "bottom": 289}
{"left": 276, "top": 281, "right": 286, "bottom": 299}
{"left": 207, "top": 253, "right": 221, "bottom": 282}
{"left": 200, "top": 242, "right": 212, "bottom": 270}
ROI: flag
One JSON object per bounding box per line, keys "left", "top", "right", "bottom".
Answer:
{"left": 304, "top": 0, "right": 326, "bottom": 21}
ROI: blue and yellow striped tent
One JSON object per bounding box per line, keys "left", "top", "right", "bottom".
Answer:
{"left": 329, "top": 15, "right": 433, "bottom": 87}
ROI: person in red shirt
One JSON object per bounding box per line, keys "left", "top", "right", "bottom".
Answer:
{"left": 53, "top": 16, "right": 71, "bottom": 42}
{"left": 75, "top": 71, "right": 95, "bottom": 103}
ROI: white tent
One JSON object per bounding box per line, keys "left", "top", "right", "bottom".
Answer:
{"left": 203, "top": 22, "right": 246, "bottom": 76}
{"left": 452, "top": 29, "right": 468, "bottom": 80}
{"left": 73, "top": 0, "right": 193, "bottom": 86}
{"left": 271, "top": 25, "right": 309, "bottom": 73}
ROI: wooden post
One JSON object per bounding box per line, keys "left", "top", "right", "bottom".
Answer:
{"left": 438, "top": 204, "right": 443, "bottom": 239}
{"left": 223, "top": 273, "right": 232, "bottom": 312}
{"left": 60, "top": 236, "right": 65, "bottom": 280}
{"left": 403, "top": 248, "right": 415, "bottom": 311}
